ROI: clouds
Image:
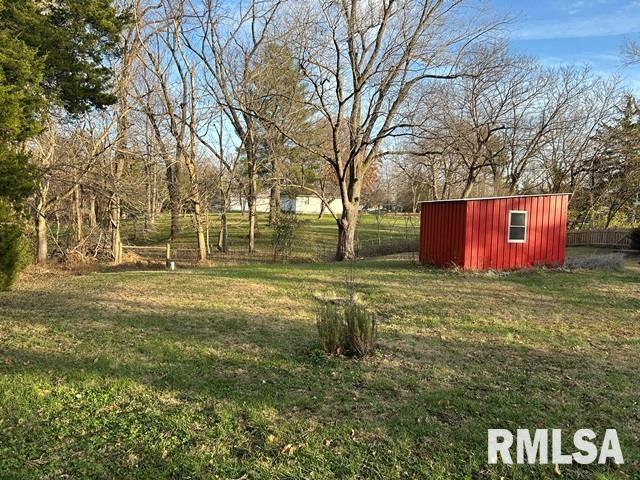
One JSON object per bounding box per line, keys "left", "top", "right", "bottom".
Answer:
{"left": 505, "top": 0, "right": 640, "bottom": 40}
{"left": 563, "top": 0, "right": 622, "bottom": 16}
{"left": 495, "top": 0, "right": 640, "bottom": 93}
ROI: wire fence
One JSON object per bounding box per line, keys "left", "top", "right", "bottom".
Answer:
{"left": 123, "top": 227, "right": 637, "bottom": 267}
{"left": 123, "top": 234, "right": 420, "bottom": 266}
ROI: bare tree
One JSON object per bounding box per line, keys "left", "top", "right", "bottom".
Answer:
{"left": 191, "top": 108, "right": 241, "bottom": 253}
{"left": 184, "top": 0, "right": 285, "bottom": 253}
{"left": 410, "top": 50, "right": 614, "bottom": 199}
{"left": 624, "top": 40, "right": 640, "bottom": 65}
{"left": 30, "top": 113, "right": 115, "bottom": 264}
{"left": 499, "top": 66, "right": 596, "bottom": 193}
{"left": 136, "top": 0, "right": 208, "bottom": 261}
{"left": 269, "top": 0, "right": 501, "bottom": 259}
{"left": 391, "top": 154, "right": 431, "bottom": 211}
{"left": 539, "top": 76, "right": 619, "bottom": 194}
{"left": 106, "top": 2, "right": 145, "bottom": 264}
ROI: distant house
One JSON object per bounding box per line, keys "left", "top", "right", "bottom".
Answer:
{"left": 228, "top": 195, "right": 271, "bottom": 213}
{"left": 228, "top": 194, "right": 343, "bottom": 215}
{"left": 281, "top": 195, "right": 343, "bottom": 215}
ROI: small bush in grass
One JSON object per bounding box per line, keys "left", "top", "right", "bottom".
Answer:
{"left": 630, "top": 228, "right": 640, "bottom": 250}
{"left": 316, "top": 266, "right": 377, "bottom": 357}
{"left": 564, "top": 253, "right": 625, "bottom": 270}
{"left": 343, "top": 303, "right": 376, "bottom": 356}
{"left": 316, "top": 303, "right": 344, "bottom": 355}
{"left": 271, "top": 213, "right": 299, "bottom": 261}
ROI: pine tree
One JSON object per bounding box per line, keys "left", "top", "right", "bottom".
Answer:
{"left": 251, "top": 43, "right": 316, "bottom": 225}
{"left": 587, "top": 96, "right": 640, "bottom": 227}
{"left": 0, "top": 0, "right": 126, "bottom": 288}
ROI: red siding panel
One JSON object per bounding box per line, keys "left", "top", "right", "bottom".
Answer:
{"left": 419, "top": 200, "right": 467, "bottom": 267}
{"left": 557, "top": 195, "right": 568, "bottom": 265}
{"left": 420, "top": 194, "right": 570, "bottom": 270}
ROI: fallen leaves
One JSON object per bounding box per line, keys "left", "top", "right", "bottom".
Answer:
{"left": 280, "top": 443, "right": 305, "bottom": 455}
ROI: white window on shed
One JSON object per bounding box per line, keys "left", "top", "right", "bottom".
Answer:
{"left": 508, "top": 210, "right": 527, "bottom": 243}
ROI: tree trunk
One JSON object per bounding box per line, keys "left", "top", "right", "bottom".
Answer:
{"left": 182, "top": 147, "right": 207, "bottom": 262}
{"left": 335, "top": 156, "right": 363, "bottom": 261}
{"left": 318, "top": 201, "right": 326, "bottom": 219}
{"left": 269, "top": 180, "right": 281, "bottom": 225}
{"left": 145, "top": 167, "right": 153, "bottom": 230}
{"left": 218, "top": 184, "right": 229, "bottom": 252}
{"left": 461, "top": 176, "right": 474, "bottom": 198}
{"left": 205, "top": 207, "right": 211, "bottom": 255}
{"left": 193, "top": 199, "right": 207, "bottom": 261}
{"left": 604, "top": 205, "right": 619, "bottom": 228}
{"left": 218, "top": 211, "right": 228, "bottom": 252}
{"left": 268, "top": 156, "right": 281, "bottom": 225}
{"left": 187, "top": 170, "right": 207, "bottom": 262}
{"left": 87, "top": 194, "right": 97, "bottom": 228}
{"left": 248, "top": 194, "right": 256, "bottom": 253}
{"left": 166, "top": 162, "right": 181, "bottom": 240}
{"left": 72, "top": 184, "right": 83, "bottom": 245}
{"left": 36, "top": 210, "right": 48, "bottom": 265}
{"left": 144, "top": 142, "right": 157, "bottom": 228}
{"left": 152, "top": 164, "right": 160, "bottom": 221}
{"left": 336, "top": 203, "right": 358, "bottom": 260}
{"left": 247, "top": 158, "right": 257, "bottom": 253}
{"left": 240, "top": 193, "right": 246, "bottom": 215}
{"left": 34, "top": 178, "right": 50, "bottom": 265}
{"left": 317, "top": 180, "right": 327, "bottom": 219}
{"left": 110, "top": 195, "right": 122, "bottom": 264}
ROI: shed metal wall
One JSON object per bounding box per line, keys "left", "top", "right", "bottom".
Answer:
{"left": 419, "top": 194, "right": 569, "bottom": 270}
{"left": 419, "top": 201, "right": 467, "bottom": 267}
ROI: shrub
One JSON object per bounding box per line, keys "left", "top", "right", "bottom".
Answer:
{"left": 316, "top": 303, "right": 344, "bottom": 355}
{"left": 271, "top": 213, "right": 299, "bottom": 261}
{"left": 316, "top": 267, "right": 377, "bottom": 357}
{"left": 564, "top": 253, "right": 625, "bottom": 271}
{"left": 0, "top": 201, "right": 30, "bottom": 291}
{"left": 343, "top": 302, "right": 377, "bottom": 356}
{"left": 630, "top": 228, "right": 640, "bottom": 250}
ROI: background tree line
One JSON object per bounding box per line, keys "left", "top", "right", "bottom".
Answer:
{"left": 1, "top": 0, "right": 639, "bottom": 288}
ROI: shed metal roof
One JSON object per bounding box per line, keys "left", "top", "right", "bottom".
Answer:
{"left": 418, "top": 193, "right": 571, "bottom": 204}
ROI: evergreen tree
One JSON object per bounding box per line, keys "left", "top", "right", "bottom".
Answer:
{"left": 577, "top": 96, "right": 640, "bottom": 227}
{"left": 251, "top": 43, "right": 316, "bottom": 224}
{"left": 0, "top": 0, "right": 126, "bottom": 288}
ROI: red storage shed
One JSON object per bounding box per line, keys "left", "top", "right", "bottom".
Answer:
{"left": 419, "top": 194, "right": 570, "bottom": 270}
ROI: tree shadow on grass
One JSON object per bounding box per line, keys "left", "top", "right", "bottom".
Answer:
{"left": 0, "top": 284, "right": 638, "bottom": 478}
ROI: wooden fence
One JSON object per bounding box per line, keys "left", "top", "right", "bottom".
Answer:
{"left": 566, "top": 229, "right": 632, "bottom": 247}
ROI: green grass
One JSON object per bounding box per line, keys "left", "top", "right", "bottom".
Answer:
{"left": 0, "top": 254, "right": 639, "bottom": 478}
{"left": 122, "top": 212, "right": 419, "bottom": 257}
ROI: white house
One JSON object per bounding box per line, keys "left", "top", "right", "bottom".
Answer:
{"left": 229, "top": 194, "right": 343, "bottom": 215}
{"left": 281, "top": 195, "right": 343, "bottom": 215}
{"left": 228, "top": 195, "right": 271, "bottom": 213}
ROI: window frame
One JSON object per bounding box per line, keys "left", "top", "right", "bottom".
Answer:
{"left": 507, "top": 210, "right": 527, "bottom": 243}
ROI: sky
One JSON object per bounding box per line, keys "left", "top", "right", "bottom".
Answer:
{"left": 492, "top": 0, "right": 640, "bottom": 92}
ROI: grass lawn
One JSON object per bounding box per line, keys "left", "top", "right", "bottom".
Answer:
{"left": 122, "top": 212, "right": 419, "bottom": 255}
{"left": 0, "top": 252, "right": 638, "bottom": 478}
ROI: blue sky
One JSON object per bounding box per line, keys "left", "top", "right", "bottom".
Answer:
{"left": 493, "top": 0, "right": 640, "bottom": 92}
